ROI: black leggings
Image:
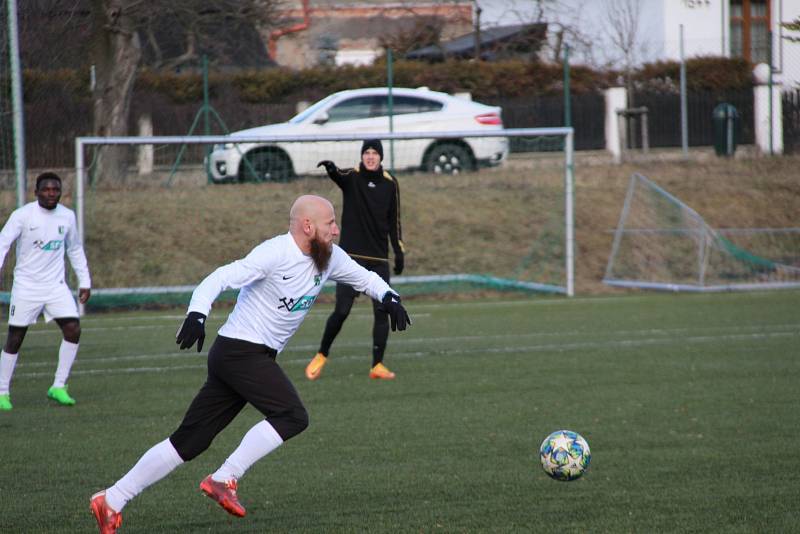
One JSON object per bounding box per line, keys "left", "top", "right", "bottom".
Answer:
{"left": 170, "top": 336, "right": 308, "bottom": 462}
{"left": 318, "top": 261, "right": 390, "bottom": 367}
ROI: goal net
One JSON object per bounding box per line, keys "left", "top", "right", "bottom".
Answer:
{"left": 604, "top": 173, "right": 800, "bottom": 291}
{"left": 74, "top": 128, "right": 574, "bottom": 311}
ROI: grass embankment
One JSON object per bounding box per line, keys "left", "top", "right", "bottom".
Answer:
{"left": 2, "top": 155, "right": 799, "bottom": 294}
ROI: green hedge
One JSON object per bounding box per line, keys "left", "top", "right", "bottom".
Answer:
{"left": 635, "top": 56, "right": 753, "bottom": 91}
{"left": 20, "top": 56, "right": 754, "bottom": 105}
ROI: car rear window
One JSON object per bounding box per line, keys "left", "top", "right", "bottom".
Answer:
{"left": 374, "top": 96, "right": 444, "bottom": 116}
{"left": 327, "top": 96, "right": 382, "bottom": 122}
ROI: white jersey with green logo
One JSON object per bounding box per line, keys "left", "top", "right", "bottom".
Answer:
{"left": 0, "top": 202, "right": 91, "bottom": 300}
{"left": 188, "top": 232, "right": 393, "bottom": 352}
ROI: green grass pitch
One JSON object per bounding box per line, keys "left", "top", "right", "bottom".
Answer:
{"left": 2, "top": 290, "right": 798, "bottom": 532}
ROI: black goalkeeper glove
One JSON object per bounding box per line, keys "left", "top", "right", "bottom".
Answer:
{"left": 317, "top": 160, "right": 337, "bottom": 176}
{"left": 394, "top": 252, "right": 404, "bottom": 276}
{"left": 381, "top": 292, "right": 411, "bottom": 332}
{"left": 176, "top": 311, "right": 206, "bottom": 352}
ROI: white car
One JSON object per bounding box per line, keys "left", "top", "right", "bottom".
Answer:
{"left": 207, "top": 87, "right": 508, "bottom": 182}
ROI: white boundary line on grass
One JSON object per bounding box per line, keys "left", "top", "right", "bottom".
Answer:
{"left": 14, "top": 322, "right": 799, "bottom": 370}
{"left": 13, "top": 329, "right": 797, "bottom": 379}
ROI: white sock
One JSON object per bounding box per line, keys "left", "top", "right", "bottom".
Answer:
{"left": 212, "top": 421, "right": 284, "bottom": 482}
{"left": 105, "top": 438, "right": 184, "bottom": 512}
{"left": 0, "top": 351, "right": 18, "bottom": 395}
{"left": 52, "top": 340, "right": 79, "bottom": 388}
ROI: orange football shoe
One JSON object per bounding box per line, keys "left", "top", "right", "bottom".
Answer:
{"left": 369, "top": 362, "right": 396, "bottom": 380}
{"left": 90, "top": 491, "right": 122, "bottom": 534}
{"left": 200, "top": 475, "right": 246, "bottom": 517}
{"left": 305, "top": 353, "right": 327, "bottom": 381}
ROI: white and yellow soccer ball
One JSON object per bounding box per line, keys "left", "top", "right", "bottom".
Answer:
{"left": 539, "top": 430, "right": 591, "bottom": 481}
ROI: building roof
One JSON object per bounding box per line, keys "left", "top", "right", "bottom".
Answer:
{"left": 406, "top": 23, "right": 546, "bottom": 61}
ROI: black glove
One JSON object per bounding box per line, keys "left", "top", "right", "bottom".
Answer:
{"left": 381, "top": 292, "right": 411, "bottom": 332}
{"left": 317, "top": 160, "right": 337, "bottom": 176}
{"left": 176, "top": 311, "right": 206, "bottom": 352}
{"left": 394, "top": 252, "right": 404, "bottom": 276}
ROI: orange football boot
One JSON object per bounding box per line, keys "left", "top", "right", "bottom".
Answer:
{"left": 90, "top": 491, "right": 122, "bottom": 534}
{"left": 200, "top": 475, "right": 246, "bottom": 517}
{"left": 369, "top": 362, "right": 396, "bottom": 380}
{"left": 305, "top": 353, "right": 327, "bottom": 381}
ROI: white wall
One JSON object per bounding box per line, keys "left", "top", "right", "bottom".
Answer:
{"left": 662, "top": 0, "right": 727, "bottom": 59}
{"left": 776, "top": 0, "right": 800, "bottom": 89}
{"left": 491, "top": 0, "right": 800, "bottom": 88}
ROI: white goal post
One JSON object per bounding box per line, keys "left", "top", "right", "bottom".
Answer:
{"left": 74, "top": 128, "right": 575, "bottom": 306}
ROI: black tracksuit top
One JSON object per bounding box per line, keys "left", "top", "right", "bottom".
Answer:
{"left": 327, "top": 163, "right": 404, "bottom": 263}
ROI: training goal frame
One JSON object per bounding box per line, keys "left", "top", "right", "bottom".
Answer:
{"left": 74, "top": 128, "right": 575, "bottom": 307}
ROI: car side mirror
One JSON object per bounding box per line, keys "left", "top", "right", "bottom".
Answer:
{"left": 313, "top": 112, "right": 329, "bottom": 125}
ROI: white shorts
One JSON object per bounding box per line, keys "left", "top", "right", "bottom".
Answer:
{"left": 8, "top": 285, "right": 79, "bottom": 326}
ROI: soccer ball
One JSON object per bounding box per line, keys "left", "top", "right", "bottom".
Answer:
{"left": 539, "top": 430, "right": 591, "bottom": 481}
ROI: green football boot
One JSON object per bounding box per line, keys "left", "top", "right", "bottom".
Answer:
{"left": 0, "top": 394, "right": 12, "bottom": 411}
{"left": 47, "top": 385, "right": 76, "bottom": 406}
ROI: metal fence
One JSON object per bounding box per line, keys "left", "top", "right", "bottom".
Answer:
{"left": 22, "top": 83, "right": 299, "bottom": 169}
{"left": 484, "top": 93, "right": 606, "bottom": 151}
{"left": 783, "top": 89, "right": 800, "bottom": 154}
{"left": 634, "top": 89, "right": 754, "bottom": 148}
{"left": 12, "top": 83, "right": 789, "bottom": 169}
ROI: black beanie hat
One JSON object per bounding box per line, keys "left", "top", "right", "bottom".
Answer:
{"left": 361, "top": 139, "right": 384, "bottom": 160}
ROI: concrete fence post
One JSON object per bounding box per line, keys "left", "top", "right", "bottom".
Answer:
{"left": 137, "top": 114, "right": 154, "bottom": 175}
{"left": 605, "top": 87, "right": 627, "bottom": 163}
{"left": 753, "top": 63, "right": 783, "bottom": 155}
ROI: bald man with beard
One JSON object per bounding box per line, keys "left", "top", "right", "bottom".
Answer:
{"left": 90, "top": 195, "right": 411, "bottom": 533}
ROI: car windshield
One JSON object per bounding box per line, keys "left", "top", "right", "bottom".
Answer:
{"left": 289, "top": 94, "right": 338, "bottom": 124}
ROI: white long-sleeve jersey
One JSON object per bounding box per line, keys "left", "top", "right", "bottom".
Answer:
{"left": 188, "top": 232, "right": 394, "bottom": 352}
{"left": 0, "top": 202, "right": 91, "bottom": 300}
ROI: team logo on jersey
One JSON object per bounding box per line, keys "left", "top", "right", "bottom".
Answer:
{"left": 278, "top": 295, "right": 317, "bottom": 312}
{"left": 368, "top": 181, "right": 376, "bottom": 188}
{"left": 58, "top": 225, "right": 65, "bottom": 235}
{"left": 314, "top": 274, "right": 321, "bottom": 286}
{"left": 34, "top": 239, "right": 63, "bottom": 251}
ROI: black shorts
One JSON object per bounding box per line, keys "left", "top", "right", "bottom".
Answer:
{"left": 169, "top": 336, "right": 309, "bottom": 461}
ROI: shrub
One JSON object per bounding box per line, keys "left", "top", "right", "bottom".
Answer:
{"left": 635, "top": 56, "right": 752, "bottom": 92}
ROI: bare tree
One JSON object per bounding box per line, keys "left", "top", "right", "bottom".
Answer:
{"left": 478, "top": 1, "right": 595, "bottom": 65}
{"left": 783, "top": 17, "right": 800, "bottom": 42}
{"left": 379, "top": 15, "right": 445, "bottom": 58}
{"left": 603, "top": 0, "right": 645, "bottom": 101}
{"left": 87, "top": 0, "right": 281, "bottom": 182}
{"left": 376, "top": 0, "right": 466, "bottom": 59}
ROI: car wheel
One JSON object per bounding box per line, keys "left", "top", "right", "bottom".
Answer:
{"left": 423, "top": 143, "right": 474, "bottom": 175}
{"left": 238, "top": 149, "right": 294, "bottom": 182}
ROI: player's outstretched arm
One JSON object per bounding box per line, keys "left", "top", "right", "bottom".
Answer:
{"left": 176, "top": 311, "right": 206, "bottom": 352}
{"left": 317, "top": 160, "right": 340, "bottom": 179}
{"left": 381, "top": 292, "right": 411, "bottom": 331}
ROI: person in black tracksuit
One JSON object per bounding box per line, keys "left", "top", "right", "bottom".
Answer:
{"left": 305, "top": 139, "right": 405, "bottom": 380}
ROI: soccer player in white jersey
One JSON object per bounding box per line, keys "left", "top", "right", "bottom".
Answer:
{"left": 90, "top": 195, "right": 410, "bottom": 533}
{"left": 0, "top": 172, "right": 91, "bottom": 411}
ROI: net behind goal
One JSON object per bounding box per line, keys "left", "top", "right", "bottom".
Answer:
{"left": 604, "top": 173, "right": 800, "bottom": 291}
{"left": 74, "top": 128, "right": 574, "bottom": 310}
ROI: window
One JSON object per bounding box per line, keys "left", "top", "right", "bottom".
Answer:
{"left": 730, "top": 0, "right": 771, "bottom": 64}
{"left": 326, "top": 96, "right": 381, "bottom": 122}
{"left": 373, "top": 96, "right": 444, "bottom": 117}
{"left": 325, "top": 94, "right": 445, "bottom": 123}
